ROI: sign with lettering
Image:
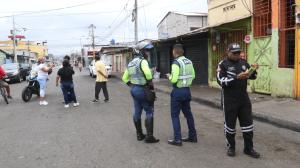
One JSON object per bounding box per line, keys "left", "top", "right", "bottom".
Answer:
{"left": 223, "top": 4, "right": 236, "bottom": 12}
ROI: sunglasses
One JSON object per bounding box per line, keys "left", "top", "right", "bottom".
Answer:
{"left": 232, "top": 51, "right": 241, "bottom": 55}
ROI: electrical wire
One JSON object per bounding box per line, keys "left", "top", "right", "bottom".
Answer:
{"left": 14, "top": 10, "right": 132, "bottom": 18}
{"left": 0, "top": 1, "right": 99, "bottom": 18}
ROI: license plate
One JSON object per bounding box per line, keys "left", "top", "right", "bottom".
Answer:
{"left": 5, "top": 79, "right": 10, "bottom": 82}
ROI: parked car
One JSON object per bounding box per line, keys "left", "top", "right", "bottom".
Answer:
{"left": 19, "top": 63, "right": 31, "bottom": 79}
{"left": 89, "top": 60, "right": 112, "bottom": 78}
{"left": 1, "top": 63, "right": 30, "bottom": 83}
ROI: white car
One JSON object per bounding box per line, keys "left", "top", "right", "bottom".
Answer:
{"left": 89, "top": 60, "right": 112, "bottom": 78}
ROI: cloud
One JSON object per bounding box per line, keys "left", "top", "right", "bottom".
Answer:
{"left": 0, "top": 0, "right": 208, "bottom": 55}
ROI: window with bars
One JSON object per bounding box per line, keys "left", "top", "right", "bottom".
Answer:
{"left": 253, "top": 0, "right": 272, "bottom": 37}
{"left": 211, "top": 30, "right": 248, "bottom": 81}
{"left": 279, "top": 0, "right": 296, "bottom": 68}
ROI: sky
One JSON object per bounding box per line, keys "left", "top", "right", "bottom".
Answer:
{"left": 0, "top": 0, "right": 208, "bottom": 56}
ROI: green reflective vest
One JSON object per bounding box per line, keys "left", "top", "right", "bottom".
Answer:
{"left": 127, "top": 57, "right": 147, "bottom": 85}
{"left": 176, "top": 56, "right": 194, "bottom": 88}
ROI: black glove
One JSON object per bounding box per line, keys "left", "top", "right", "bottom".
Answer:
{"left": 126, "top": 81, "right": 132, "bottom": 86}
{"left": 147, "top": 80, "right": 154, "bottom": 90}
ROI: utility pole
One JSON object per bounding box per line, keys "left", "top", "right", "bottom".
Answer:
{"left": 89, "top": 24, "right": 96, "bottom": 58}
{"left": 27, "top": 40, "right": 30, "bottom": 59}
{"left": 12, "top": 16, "right": 17, "bottom": 63}
{"left": 134, "top": 0, "right": 138, "bottom": 44}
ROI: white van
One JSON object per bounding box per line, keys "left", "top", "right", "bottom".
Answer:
{"left": 89, "top": 60, "right": 112, "bottom": 78}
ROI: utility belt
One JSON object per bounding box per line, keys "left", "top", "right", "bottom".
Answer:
{"left": 131, "top": 84, "right": 147, "bottom": 88}
{"left": 131, "top": 84, "right": 156, "bottom": 102}
{"left": 172, "top": 84, "right": 190, "bottom": 89}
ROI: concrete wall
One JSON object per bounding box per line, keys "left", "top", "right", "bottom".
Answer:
{"left": 269, "top": 30, "right": 294, "bottom": 97}
{"left": 208, "top": 0, "right": 252, "bottom": 27}
{"left": 187, "top": 16, "right": 207, "bottom": 29}
{"left": 158, "top": 13, "right": 207, "bottom": 39}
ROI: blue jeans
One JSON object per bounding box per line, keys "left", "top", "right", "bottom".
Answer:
{"left": 171, "top": 87, "right": 196, "bottom": 141}
{"left": 60, "top": 82, "right": 77, "bottom": 104}
{"left": 130, "top": 86, "right": 154, "bottom": 122}
{"left": 37, "top": 76, "right": 47, "bottom": 97}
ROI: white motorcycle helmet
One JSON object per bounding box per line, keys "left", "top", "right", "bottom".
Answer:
{"left": 134, "top": 41, "right": 154, "bottom": 54}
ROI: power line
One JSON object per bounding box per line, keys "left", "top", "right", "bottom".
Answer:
{"left": 0, "top": 1, "right": 99, "bottom": 18}
{"left": 13, "top": 10, "right": 132, "bottom": 18}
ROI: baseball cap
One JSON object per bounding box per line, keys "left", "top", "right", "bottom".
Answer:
{"left": 228, "top": 43, "right": 241, "bottom": 52}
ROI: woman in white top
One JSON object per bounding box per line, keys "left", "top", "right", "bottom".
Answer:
{"left": 37, "top": 57, "right": 53, "bottom": 106}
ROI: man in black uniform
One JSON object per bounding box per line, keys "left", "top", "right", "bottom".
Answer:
{"left": 217, "top": 43, "right": 260, "bottom": 158}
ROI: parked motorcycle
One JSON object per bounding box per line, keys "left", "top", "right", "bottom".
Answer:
{"left": 22, "top": 70, "right": 40, "bottom": 102}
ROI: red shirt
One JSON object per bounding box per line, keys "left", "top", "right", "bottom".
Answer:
{"left": 0, "top": 66, "right": 6, "bottom": 79}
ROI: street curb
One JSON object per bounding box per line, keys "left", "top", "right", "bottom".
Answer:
{"left": 113, "top": 75, "right": 300, "bottom": 133}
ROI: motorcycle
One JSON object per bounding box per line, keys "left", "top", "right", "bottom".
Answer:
{"left": 22, "top": 71, "right": 40, "bottom": 102}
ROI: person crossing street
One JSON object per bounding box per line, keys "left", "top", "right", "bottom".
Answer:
{"left": 122, "top": 41, "right": 159, "bottom": 143}
{"left": 166, "top": 44, "right": 197, "bottom": 146}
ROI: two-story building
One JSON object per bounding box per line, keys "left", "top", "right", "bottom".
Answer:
{"left": 0, "top": 40, "right": 48, "bottom": 61}
{"left": 208, "top": 0, "right": 298, "bottom": 98}
{"left": 157, "top": 11, "right": 208, "bottom": 39}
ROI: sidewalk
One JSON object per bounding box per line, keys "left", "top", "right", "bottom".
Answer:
{"left": 113, "top": 73, "right": 300, "bottom": 133}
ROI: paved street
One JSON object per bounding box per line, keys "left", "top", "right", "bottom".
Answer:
{"left": 0, "top": 68, "right": 300, "bottom": 168}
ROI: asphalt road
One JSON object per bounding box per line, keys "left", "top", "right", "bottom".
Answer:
{"left": 0, "top": 68, "right": 299, "bottom": 168}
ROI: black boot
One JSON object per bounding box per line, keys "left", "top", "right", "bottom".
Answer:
{"left": 227, "top": 147, "right": 236, "bottom": 157}
{"left": 243, "top": 132, "right": 260, "bottom": 158}
{"left": 244, "top": 149, "right": 260, "bottom": 159}
{"left": 182, "top": 136, "right": 198, "bottom": 143}
{"left": 243, "top": 132, "right": 253, "bottom": 152}
{"left": 144, "top": 118, "right": 159, "bottom": 143}
{"left": 134, "top": 119, "right": 145, "bottom": 141}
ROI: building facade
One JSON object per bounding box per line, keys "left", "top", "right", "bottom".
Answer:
{"left": 208, "top": 0, "right": 298, "bottom": 98}
{"left": 158, "top": 11, "right": 208, "bottom": 39}
{"left": 0, "top": 40, "right": 48, "bottom": 60}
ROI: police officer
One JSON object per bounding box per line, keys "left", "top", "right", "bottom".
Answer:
{"left": 122, "top": 41, "right": 159, "bottom": 143}
{"left": 217, "top": 43, "right": 260, "bottom": 158}
{"left": 166, "top": 44, "right": 197, "bottom": 146}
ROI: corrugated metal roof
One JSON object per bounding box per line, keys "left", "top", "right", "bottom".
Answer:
{"left": 153, "top": 27, "right": 209, "bottom": 43}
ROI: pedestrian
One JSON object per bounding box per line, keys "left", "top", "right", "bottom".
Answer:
{"left": 56, "top": 59, "right": 79, "bottom": 108}
{"left": 58, "top": 55, "right": 74, "bottom": 104}
{"left": 78, "top": 61, "right": 83, "bottom": 72}
{"left": 37, "top": 56, "right": 53, "bottom": 106}
{"left": 166, "top": 44, "right": 197, "bottom": 146}
{"left": 122, "top": 41, "right": 159, "bottom": 143}
{"left": 217, "top": 43, "right": 260, "bottom": 158}
{"left": 92, "top": 55, "right": 109, "bottom": 103}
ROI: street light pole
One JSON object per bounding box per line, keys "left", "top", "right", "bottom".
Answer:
{"left": 12, "top": 15, "right": 17, "bottom": 63}
{"left": 134, "top": 0, "right": 138, "bottom": 44}
{"left": 89, "top": 24, "right": 96, "bottom": 58}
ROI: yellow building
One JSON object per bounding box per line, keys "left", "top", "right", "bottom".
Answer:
{"left": 0, "top": 40, "right": 48, "bottom": 60}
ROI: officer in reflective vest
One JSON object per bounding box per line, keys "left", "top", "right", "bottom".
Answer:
{"left": 122, "top": 41, "right": 159, "bottom": 143}
{"left": 166, "top": 44, "right": 197, "bottom": 146}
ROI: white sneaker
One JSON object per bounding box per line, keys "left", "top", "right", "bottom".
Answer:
{"left": 64, "top": 104, "right": 70, "bottom": 108}
{"left": 73, "top": 103, "right": 79, "bottom": 107}
{"left": 39, "top": 101, "right": 48, "bottom": 106}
